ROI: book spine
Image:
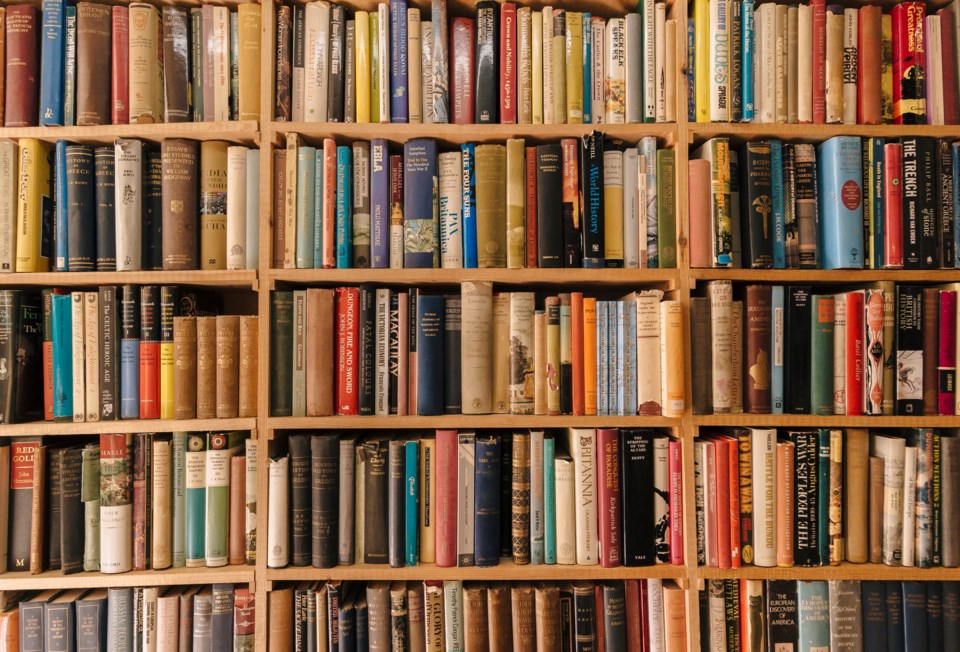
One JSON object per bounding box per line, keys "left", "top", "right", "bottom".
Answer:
{"left": 39, "top": 0, "right": 66, "bottom": 126}
{"left": 891, "top": 3, "right": 927, "bottom": 124}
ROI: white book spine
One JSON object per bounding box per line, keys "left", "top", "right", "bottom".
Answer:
{"left": 797, "top": 4, "right": 813, "bottom": 122}
{"left": 554, "top": 456, "right": 576, "bottom": 564}
{"left": 708, "top": 580, "right": 726, "bottom": 652}
{"left": 226, "top": 146, "right": 248, "bottom": 270}
{"left": 518, "top": 8, "right": 532, "bottom": 124}
{"left": 570, "top": 428, "right": 598, "bottom": 565}
{"left": 532, "top": 11, "right": 543, "bottom": 124}
{"left": 375, "top": 288, "right": 390, "bottom": 415}
{"left": 267, "top": 455, "right": 289, "bottom": 568}
{"left": 605, "top": 18, "right": 625, "bottom": 123}
{"left": 694, "top": 442, "right": 706, "bottom": 564}
{"left": 438, "top": 152, "right": 463, "bottom": 268}
{"left": 751, "top": 428, "right": 778, "bottom": 567}
{"left": 641, "top": 136, "right": 658, "bottom": 267}
{"left": 875, "top": 435, "right": 905, "bottom": 565}
{"left": 625, "top": 13, "right": 643, "bottom": 123}
{"left": 843, "top": 8, "right": 858, "bottom": 125}
{"left": 760, "top": 4, "right": 777, "bottom": 123}
{"left": 443, "top": 580, "right": 464, "bottom": 650}
{"left": 141, "top": 587, "right": 158, "bottom": 652}
{"left": 213, "top": 7, "right": 231, "bottom": 121}
{"left": 927, "top": 16, "right": 945, "bottom": 125}
{"left": 114, "top": 139, "right": 142, "bottom": 271}
{"left": 407, "top": 10, "right": 422, "bottom": 124}
{"left": 542, "top": 7, "right": 554, "bottom": 124}
{"left": 244, "top": 439, "right": 258, "bottom": 563}
{"left": 378, "top": 3, "right": 391, "bottom": 123}
{"left": 709, "top": 0, "right": 730, "bottom": 122}
{"left": 774, "top": 4, "right": 787, "bottom": 123}
{"left": 703, "top": 440, "right": 718, "bottom": 566}
{"left": 245, "top": 149, "right": 260, "bottom": 270}
{"left": 303, "top": 3, "right": 328, "bottom": 122}
{"left": 646, "top": 578, "right": 666, "bottom": 652}
{"left": 591, "top": 19, "right": 605, "bottom": 124}
{"left": 622, "top": 148, "right": 640, "bottom": 268}
{"left": 825, "top": 8, "right": 844, "bottom": 124}
{"left": 421, "top": 21, "right": 434, "bottom": 124}
{"left": 151, "top": 440, "right": 170, "bottom": 569}
{"left": 72, "top": 292, "right": 85, "bottom": 422}
{"left": 787, "top": 5, "right": 799, "bottom": 123}
{"left": 637, "top": 156, "right": 648, "bottom": 267}
{"left": 460, "top": 281, "right": 492, "bottom": 414}
{"left": 636, "top": 291, "right": 663, "bottom": 414}
{"left": 84, "top": 292, "right": 99, "bottom": 422}
{"left": 833, "top": 296, "right": 847, "bottom": 414}
{"left": 431, "top": 0, "right": 449, "bottom": 124}
{"left": 0, "top": 142, "right": 15, "bottom": 272}
{"left": 643, "top": 0, "right": 656, "bottom": 121}
{"left": 529, "top": 430, "right": 545, "bottom": 564}
{"left": 655, "top": 3, "right": 666, "bottom": 122}
{"left": 709, "top": 281, "right": 733, "bottom": 412}
{"left": 902, "top": 446, "right": 917, "bottom": 567}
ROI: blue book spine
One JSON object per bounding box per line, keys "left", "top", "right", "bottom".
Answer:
{"left": 798, "top": 581, "right": 831, "bottom": 651}
{"left": 886, "top": 582, "right": 906, "bottom": 652}
{"left": 461, "top": 144, "right": 478, "bottom": 268}
{"left": 597, "top": 301, "right": 608, "bottom": 415}
{"left": 120, "top": 286, "right": 140, "bottom": 420}
{"left": 335, "top": 146, "right": 353, "bottom": 268}
{"left": 543, "top": 437, "right": 556, "bottom": 564}
{"left": 771, "top": 285, "right": 784, "bottom": 413}
{"left": 313, "top": 151, "right": 324, "bottom": 268}
{"left": 39, "top": 0, "right": 65, "bottom": 126}
{"left": 608, "top": 301, "right": 618, "bottom": 414}
{"left": 771, "top": 140, "right": 786, "bottom": 268}
{"left": 902, "top": 581, "right": 929, "bottom": 652}
{"left": 817, "top": 136, "right": 865, "bottom": 269}
{"left": 295, "top": 146, "right": 316, "bottom": 269}
{"left": 474, "top": 435, "right": 501, "bottom": 567}
{"left": 741, "top": 0, "right": 754, "bottom": 121}
{"left": 952, "top": 145, "right": 960, "bottom": 268}
{"left": 371, "top": 139, "right": 391, "bottom": 267}
{"left": 64, "top": 5, "right": 76, "bottom": 126}
{"left": 624, "top": 300, "right": 638, "bottom": 416}
{"left": 615, "top": 302, "right": 626, "bottom": 415}
{"left": 404, "top": 440, "right": 418, "bottom": 566}
{"left": 687, "top": 19, "right": 696, "bottom": 122}
{"left": 927, "top": 582, "right": 943, "bottom": 652}
{"left": 943, "top": 582, "right": 960, "bottom": 650}
{"left": 390, "top": 0, "right": 408, "bottom": 122}
{"left": 51, "top": 293, "right": 72, "bottom": 419}
{"left": 403, "top": 138, "right": 439, "bottom": 268}
{"left": 54, "top": 141, "right": 68, "bottom": 271}
{"left": 582, "top": 14, "right": 592, "bottom": 124}
{"left": 415, "top": 295, "right": 444, "bottom": 415}
{"left": 871, "top": 137, "right": 886, "bottom": 269}
{"left": 861, "top": 581, "right": 889, "bottom": 652}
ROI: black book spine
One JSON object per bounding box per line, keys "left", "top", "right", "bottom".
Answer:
{"left": 326, "top": 582, "right": 341, "bottom": 649}
{"left": 76, "top": 597, "right": 106, "bottom": 651}
{"left": 327, "top": 5, "right": 345, "bottom": 122}
{"left": 620, "top": 429, "right": 655, "bottom": 566}
{"left": 741, "top": 141, "right": 774, "bottom": 268}
{"left": 559, "top": 588, "right": 575, "bottom": 651}
{"left": 211, "top": 584, "right": 234, "bottom": 650}
{"left": 140, "top": 285, "right": 160, "bottom": 345}
{"left": 499, "top": 432, "right": 513, "bottom": 558}
{"left": 782, "top": 144, "right": 799, "bottom": 269}
{"left": 288, "top": 433, "right": 311, "bottom": 566}
{"left": 791, "top": 430, "right": 820, "bottom": 566}
{"left": 0, "top": 290, "right": 22, "bottom": 424}
{"left": 474, "top": 434, "right": 501, "bottom": 566}
{"left": 938, "top": 139, "right": 955, "bottom": 268}
{"left": 358, "top": 285, "right": 376, "bottom": 415}
{"left": 928, "top": 581, "right": 944, "bottom": 652}
{"left": 885, "top": 581, "right": 906, "bottom": 652}
{"left": 19, "top": 600, "right": 44, "bottom": 650}
{"left": 724, "top": 579, "right": 741, "bottom": 650}
{"left": 270, "top": 291, "right": 294, "bottom": 417}
{"left": 536, "top": 144, "right": 564, "bottom": 267}
{"left": 562, "top": 144, "right": 582, "bottom": 269}
{"left": 943, "top": 581, "right": 960, "bottom": 651}
{"left": 293, "top": 588, "right": 309, "bottom": 652}
{"left": 388, "top": 439, "right": 406, "bottom": 568}
{"left": 363, "top": 439, "right": 389, "bottom": 564}
{"left": 572, "top": 584, "right": 597, "bottom": 651}
{"left": 580, "top": 131, "right": 605, "bottom": 267}
{"left": 902, "top": 581, "right": 929, "bottom": 650}
{"left": 765, "top": 579, "right": 799, "bottom": 648}
{"left": 94, "top": 147, "right": 116, "bottom": 271}
{"left": 339, "top": 596, "right": 357, "bottom": 652}
{"left": 784, "top": 285, "right": 812, "bottom": 414}
{"left": 601, "top": 583, "right": 627, "bottom": 651}
{"left": 142, "top": 148, "right": 163, "bottom": 271}
{"left": 443, "top": 296, "right": 461, "bottom": 414}
{"left": 388, "top": 293, "right": 399, "bottom": 415}
{"left": 65, "top": 144, "right": 96, "bottom": 271}
{"left": 311, "top": 434, "right": 339, "bottom": 569}
{"left": 698, "top": 588, "right": 710, "bottom": 652}
{"left": 46, "top": 448, "right": 62, "bottom": 570}
{"left": 901, "top": 137, "right": 938, "bottom": 269}
{"left": 861, "top": 581, "right": 888, "bottom": 652}
{"left": 474, "top": 1, "right": 499, "bottom": 124}
{"left": 99, "top": 286, "right": 118, "bottom": 420}
{"left": 895, "top": 285, "right": 924, "bottom": 415}
{"left": 690, "top": 297, "right": 713, "bottom": 415}
{"left": 15, "top": 295, "right": 42, "bottom": 424}
{"left": 59, "top": 447, "right": 84, "bottom": 574}
{"left": 355, "top": 597, "right": 368, "bottom": 651}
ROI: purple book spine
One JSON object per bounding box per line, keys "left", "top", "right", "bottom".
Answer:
{"left": 371, "top": 139, "right": 391, "bottom": 267}
{"left": 390, "top": 0, "right": 409, "bottom": 122}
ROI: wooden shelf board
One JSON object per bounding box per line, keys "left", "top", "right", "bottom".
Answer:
{"left": 0, "top": 417, "right": 257, "bottom": 437}
{"left": 694, "top": 414, "right": 960, "bottom": 428}
{"left": 0, "top": 270, "right": 258, "bottom": 289}
{"left": 0, "top": 565, "right": 255, "bottom": 590}
{"left": 0, "top": 121, "right": 260, "bottom": 145}
{"left": 689, "top": 122, "right": 960, "bottom": 140}
{"left": 690, "top": 268, "right": 960, "bottom": 284}
{"left": 698, "top": 564, "right": 960, "bottom": 581}
{"left": 267, "top": 561, "right": 687, "bottom": 582}
{"left": 268, "top": 415, "right": 681, "bottom": 433}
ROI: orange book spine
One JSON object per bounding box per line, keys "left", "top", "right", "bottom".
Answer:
{"left": 857, "top": 6, "right": 883, "bottom": 124}
{"left": 777, "top": 440, "right": 795, "bottom": 566}
{"left": 582, "top": 297, "right": 597, "bottom": 415}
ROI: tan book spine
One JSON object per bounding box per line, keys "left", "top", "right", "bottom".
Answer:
{"left": 534, "top": 584, "right": 560, "bottom": 650}
{"left": 460, "top": 281, "right": 493, "bottom": 414}
{"left": 155, "top": 594, "right": 179, "bottom": 650}
{"left": 534, "top": 311, "right": 547, "bottom": 415}
{"left": 84, "top": 292, "right": 100, "bottom": 422}
{"left": 506, "top": 138, "right": 526, "bottom": 268}
{"left": 662, "top": 580, "right": 688, "bottom": 652}
{"left": 843, "top": 429, "right": 869, "bottom": 563}
{"left": 776, "top": 440, "right": 795, "bottom": 566}
{"left": 419, "top": 436, "right": 436, "bottom": 563}
{"left": 829, "top": 429, "right": 844, "bottom": 564}
{"left": 237, "top": 4, "right": 261, "bottom": 120}
{"left": 195, "top": 316, "right": 217, "bottom": 418}
{"left": 492, "top": 293, "right": 510, "bottom": 413}
{"left": 660, "top": 300, "right": 685, "bottom": 417}
{"left": 463, "top": 584, "right": 489, "bottom": 652}
{"left": 200, "top": 141, "right": 229, "bottom": 269}
{"left": 408, "top": 585, "right": 426, "bottom": 651}
{"left": 71, "top": 292, "right": 85, "bottom": 422}
{"left": 283, "top": 133, "right": 299, "bottom": 268}
{"left": 238, "top": 315, "right": 258, "bottom": 418}
{"left": 665, "top": 19, "right": 677, "bottom": 122}
{"left": 305, "top": 289, "right": 334, "bottom": 417}
{"left": 510, "top": 584, "right": 535, "bottom": 652}
{"left": 475, "top": 144, "right": 507, "bottom": 268}
{"left": 128, "top": 3, "right": 163, "bottom": 123}
{"left": 407, "top": 10, "right": 422, "bottom": 124}
{"left": 229, "top": 454, "right": 245, "bottom": 565}
{"left": 869, "top": 455, "right": 885, "bottom": 564}
{"left": 29, "top": 446, "right": 45, "bottom": 574}
{"left": 486, "top": 583, "right": 513, "bottom": 651}
{"left": 268, "top": 589, "right": 293, "bottom": 650}
{"left": 173, "top": 317, "right": 197, "bottom": 419}
{"left": 161, "top": 139, "right": 199, "bottom": 271}
{"left": 512, "top": 431, "right": 531, "bottom": 564}
{"left": 424, "top": 581, "right": 445, "bottom": 651}
{"left": 151, "top": 438, "right": 171, "bottom": 569}
{"left": 272, "top": 148, "right": 287, "bottom": 268}
{"left": 215, "top": 315, "right": 239, "bottom": 418}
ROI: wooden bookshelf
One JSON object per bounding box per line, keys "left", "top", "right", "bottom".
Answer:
{"left": 0, "top": 566, "right": 255, "bottom": 591}
{"left": 0, "top": 270, "right": 259, "bottom": 289}
{"left": 0, "top": 417, "right": 257, "bottom": 437}
{"left": 0, "top": 120, "right": 261, "bottom": 145}
{"left": 693, "top": 414, "right": 960, "bottom": 428}
{"left": 698, "top": 564, "right": 960, "bottom": 582}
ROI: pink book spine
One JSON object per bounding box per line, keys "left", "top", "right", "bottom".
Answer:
{"left": 668, "top": 438, "right": 684, "bottom": 565}
{"left": 688, "top": 159, "right": 713, "bottom": 268}
{"left": 939, "top": 290, "right": 957, "bottom": 415}
{"left": 434, "top": 429, "right": 458, "bottom": 567}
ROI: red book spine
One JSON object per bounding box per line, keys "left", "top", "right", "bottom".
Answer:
{"left": 725, "top": 438, "right": 739, "bottom": 568}
{"left": 233, "top": 587, "right": 256, "bottom": 639}
{"left": 713, "top": 438, "right": 732, "bottom": 569}
{"left": 597, "top": 428, "right": 621, "bottom": 568}
{"left": 639, "top": 579, "right": 650, "bottom": 652}
{"left": 500, "top": 3, "right": 517, "bottom": 124}
{"left": 857, "top": 6, "right": 883, "bottom": 125}
{"left": 811, "top": 0, "right": 827, "bottom": 123}
{"left": 139, "top": 343, "right": 160, "bottom": 419}
{"left": 845, "top": 291, "right": 865, "bottom": 416}
{"left": 111, "top": 6, "right": 129, "bottom": 124}
{"left": 939, "top": 9, "right": 960, "bottom": 125}
{"left": 3, "top": 5, "right": 39, "bottom": 127}
{"left": 594, "top": 585, "right": 605, "bottom": 652}
{"left": 449, "top": 18, "right": 475, "bottom": 124}
{"left": 435, "top": 429, "right": 458, "bottom": 567}
{"left": 570, "top": 292, "right": 584, "bottom": 415}
{"left": 883, "top": 143, "right": 904, "bottom": 267}
{"left": 396, "top": 291, "right": 409, "bottom": 416}
{"left": 891, "top": 2, "right": 927, "bottom": 125}
{"left": 669, "top": 438, "right": 685, "bottom": 566}
{"left": 322, "top": 139, "right": 337, "bottom": 269}
{"left": 43, "top": 336, "right": 53, "bottom": 420}
{"left": 939, "top": 290, "right": 957, "bottom": 415}
{"left": 739, "top": 579, "right": 749, "bottom": 647}
{"left": 561, "top": 138, "right": 580, "bottom": 268}
{"left": 335, "top": 286, "right": 359, "bottom": 415}
{"left": 524, "top": 146, "right": 537, "bottom": 267}
{"left": 624, "top": 580, "right": 642, "bottom": 652}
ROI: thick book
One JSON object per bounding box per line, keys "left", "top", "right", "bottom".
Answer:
{"left": 900, "top": 137, "right": 938, "bottom": 269}
{"left": 536, "top": 144, "right": 563, "bottom": 267}
{"left": 475, "top": 2, "right": 498, "bottom": 124}
{"left": 475, "top": 144, "right": 507, "bottom": 268}
{"left": 415, "top": 294, "right": 444, "bottom": 416}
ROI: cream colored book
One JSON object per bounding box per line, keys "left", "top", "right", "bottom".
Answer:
{"left": 152, "top": 438, "right": 172, "bottom": 569}
{"left": 665, "top": 19, "right": 677, "bottom": 122}
{"left": 843, "top": 8, "right": 859, "bottom": 125}
{"left": 283, "top": 133, "right": 299, "bottom": 268}
{"left": 141, "top": 587, "right": 158, "bottom": 652}
{"left": 708, "top": 281, "right": 733, "bottom": 413}
{"left": 552, "top": 12, "right": 568, "bottom": 124}
{"left": 824, "top": 7, "right": 844, "bottom": 124}
{"left": 554, "top": 452, "right": 576, "bottom": 565}
{"left": 797, "top": 3, "right": 813, "bottom": 122}
{"left": 602, "top": 148, "right": 624, "bottom": 261}
{"left": 407, "top": 10, "right": 422, "bottom": 124}
{"left": 532, "top": 10, "right": 543, "bottom": 124}
{"left": 303, "top": 1, "right": 331, "bottom": 123}
{"left": 443, "top": 580, "right": 464, "bottom": 650}
{"left": 902, "top": 445, "right": 917, "bottom": 567}
{"left": 534, "top": 312, "right": 547, "bottom": 415}
{"left": 926, "top": 15, "right": 945, "bottom": 125}
{"left": 833, "top": 296, "right": 847, "bottom": 414}
{"left": 128, "top": 3, "right": 163, "bottom": 123}
{"left": 226, "top": 146, "right": 248, "bottom": 270}
{"left": 419, "top": 436, "right": 436, "bottom": 563}
{"left": 0, "top": 141, "right": 16, "bottom": 273}
{"left": 565, "top": 428, "right": 598, "bottom": 565}
{"left": 643, "top": 0, "right": 656, "bottom": 121}
{"left": 492, "top": 292, "right": 511, "bottom": 413}
{"left": 71, "top": 292, "right": 85, "bottom": 422}
{"left": 787, "top": 5, "right": 798, "bottom": 123}
{"left": 460, "top": 281, "right": 493, "bottom": 414}
{"left": 604, "top": 18, "right": 626, "bottom": 123}
{"left": 237, "top": 4, "right": 261, "bottom": 121}
{"left": 634, "top": 290, "right": 664, "bottom": 415}
{"left": 542, "top": 7, "right": 554, "bottom": 124}
{"left": 421, "top": 21, "right": 433, "bottom": 124}
{"left": 872, "top": 433, "right": 905, "bottom": 566}
{"left": 518, "top": 7, "right": 533, "bottom": 123}
{"left": 506, "top": 138, "right": 526, "bottom": 268}
{"left": 655, "top": 4, "right": 666, "bottom": 122}
{"left": 84, "top": 292, "right": 99, "bottom": 422}
{"left": 775, "top": 3, "right": 788, "bottom": 123}
{"left": 751, "top": 428, "right": 778, "bottom": 567}
{"left": 267, "top": 454, "right": 289, "bottom": 568}
{"left": 438, "top": 152, "right": 463, "bottom": 268}
{"left": 660, "top": 300, "right": 685, "bottom": 417}
{"left": 212, "top": 6, "right": 231, "bottom": 121}
{"left": 114, "top": 139, "right": 143, "bottom": 271}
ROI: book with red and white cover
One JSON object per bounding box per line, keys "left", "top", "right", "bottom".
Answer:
{"left": 335, "top": 286, "right": 359, "bottom": 415}
{"left": 891, "top": 2, "right": 927, "bottom": 125}
{"left": 500, "top": 3, "right": 517, "bottom": 123}
{"left": 845, "top": 291, "right": 865, "bottom": 416}
{"left": 525, "top": 147, "right": 537, "bottom": 268}
{"left": 669, "top": 438, "right": 684, "bottom": 565}
{"left": 597, "top": 428, "right": 621, "bottom": 568}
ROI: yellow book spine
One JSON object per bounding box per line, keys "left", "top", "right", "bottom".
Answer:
{"left": 551, "top": 15, "right": 566, "bottom": 124}
{"left": 532, "top": 11, "right": 543, "bottom": 124}
{"left": 583, "top": 297, "right": 597, "bottom": 415}
{"left": 694, "top": 0, "right": 710, "bottom": 121}
{"left": 369, "top": 11, "right": 380, "bottom": 124}
{"left": 565, "top": 12, "right": 583, "bottom": 124}
{"left": 419, "top": 436, "right": 436, "bottom": 563}
{"left": 355, "top": 11, "right": 371, "bottom": 123}
{"left": 15, "top": 139, "right": 51, "bottom": 273}
{"left": 237, "top": 4, "right": 262, "bottom": 121}
{"left": 660, "top": 300, "right": 685, "bottom": 417}
{"left": 200, "top": 141, "right": 229, "bottom": 270}
{"left": 160, "top": 340, "right": 175, "bottom": 419}
{"left": 283, "top": 133, "right": 299, "bottom": 268}
{"left": 505, "top": 138, "right": 526, "bottom": 269}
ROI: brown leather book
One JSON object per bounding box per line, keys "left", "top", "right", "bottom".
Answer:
{"left": 594, "top": 584, "right": 605, "bottom": 651}
{"left": 366, "top": 580, "right": 391, "bottom": 651}
{"left": 464, "top": 583, "right": 489, "bottom": 652}
{"left": 858, "top": 6, "right": 883, "bottom": 125}
{"left": 407, "top": 584, "right": 426, "bottom": 651}
{"left": 238, "top": 315, "right": 258, "bottom": 418}
{"left": 173, "top": 317, "right": 197, "bottom": 419}
{"left": 306, "top": 288, "right": 334, "bottom": 416}
{"left": 923, "top": 288, "right": 940, "bottom": 415}
{"left": 624, "top": 580, "right": 642, "bottom": 652}
{"left": 215, "top": 315, "right": 239, "bottom": 418}
{"left": 744, "top": 285, "right": 772, "bottom": 413}
{"left": 178, "top": 586, "right": 199, "bottom": 651}
{"left": 267, "top": 588, "right": 293, "bottom": 650}
{"left": 161, "top": 139, "right": 199, "bottom": 270}
{"left": 844, "top": 428, "right": 870, "bottom": 563}
{"left": 161, "top": 6, "right": 191, "bottom": 122}
{"left": 486, "top": 582, "right": 513, "bottom": 652}
{"left": 510, "top": 584, "right": 535, "bottom": 652}
{"left": 28, "top": 445, "right": 45, "bottom": 574}
{"left": 534, "top": 584, "right": 560, "bottom": 651}
{"left": 75, "top": 2, "right": 112, "bottom": 126}
{"left": 200, "top": 141, "right": 229, "bottom": 269}
{"left": 272, "top": 148, "right": 287, "bottom": 268}
{"left": 511, "top": 431, "right": 531, "bottom": 564}
{"left": 662, "top": 580, "right": 688, "bottom": 652}
{"left": 195, "top": 316, "right": 217, "bottom": 418}
{"left": 868, "top": 455, "right": 885, "bottom": 563}
{"left": 229, "top": 454, "right": 245, "bottom": 565}
{"left": 0, "top": 8, "right": 5, "bottom": 126}
{"left": 3, "top": 5, "right": 39, "bottom": 127}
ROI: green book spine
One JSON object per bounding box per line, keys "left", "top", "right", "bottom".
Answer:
{"left": 81, "top": 443, "right": 100, "bottom": 572}
{"left": 810, "top": 295, "right": 835, "bottom": 415}
{"left": 817, "top": 430, "right": 831, "bottom": 564}
{"left": 270, "top": 292, "right": 294, "bottom": 416}
{"left": 543, "top": 436, "right": 557, "bottom": 564}
{"left": 656, "top": 148, "right": 677, "bottom": 268}
{"left": 185, "top": 433, "right": 207, "bottom": 567}
{"left": 205, "top": 431, "right": 245, "bottom": 567}
{"left": 171, "top": 432, "right": 187, "bottom": 568}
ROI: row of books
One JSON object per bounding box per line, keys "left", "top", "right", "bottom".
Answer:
{"left": 277, "top": 133, "right": 677, "bottom": 271}
{"left": 1, "top": 583, "right": 254, "bottom": 652}
{"left": 268, "top": 285, "right": 686, "bottom": 418}
{"left": 2, "top": 139, "right": 260, "bottom": 274}
{"left": 690, "top": 136, "right": 959, "bottom": 270}
{"left": 1, "top": 2, "right": 261, "bottom": 127}
{"left": 691, "top": 282, "right": 959, "bottom": 417}
{"left": 4, "top": 433, "right": 256, "bottom": 576}
{"left": 700, "top": 579, "right": 960, "bottom": 652}
{"left": 266, "top": 428, "right": 683, "bottom": 571}
{"left": 275, "top": 0, "right": 679, "bottom": 126}
{"left": 0, "top": 286, "right": 258, "bottom": 425}
{"left": 691, "top": 1, "right": 960, "bottom": 126}
{"left": 695, "top": 428, "right": 960, "bottom": 570}
{"left": 270, "top": 579, "right": 687, "bottom": 652}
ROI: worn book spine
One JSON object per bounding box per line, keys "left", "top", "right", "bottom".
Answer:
{"left": 199, "top": 141, "right": 228, "bottom": 269}
{"left": 474, "top": 144, "right": 506, "bottom": 268}
{"left": 214, "top": 315, "right": 239, "bottom": 418}
{"left": 172, "top": 317, "right": 197, "bottom": 419}
{"left": 92, "top": 154, "right": 116, "bottom": 272}
{"left": 195, "top": 316, "right": 217, "bottom": 419}
{"left": 100, "top": 433, "right": 132, "bottom": 573}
